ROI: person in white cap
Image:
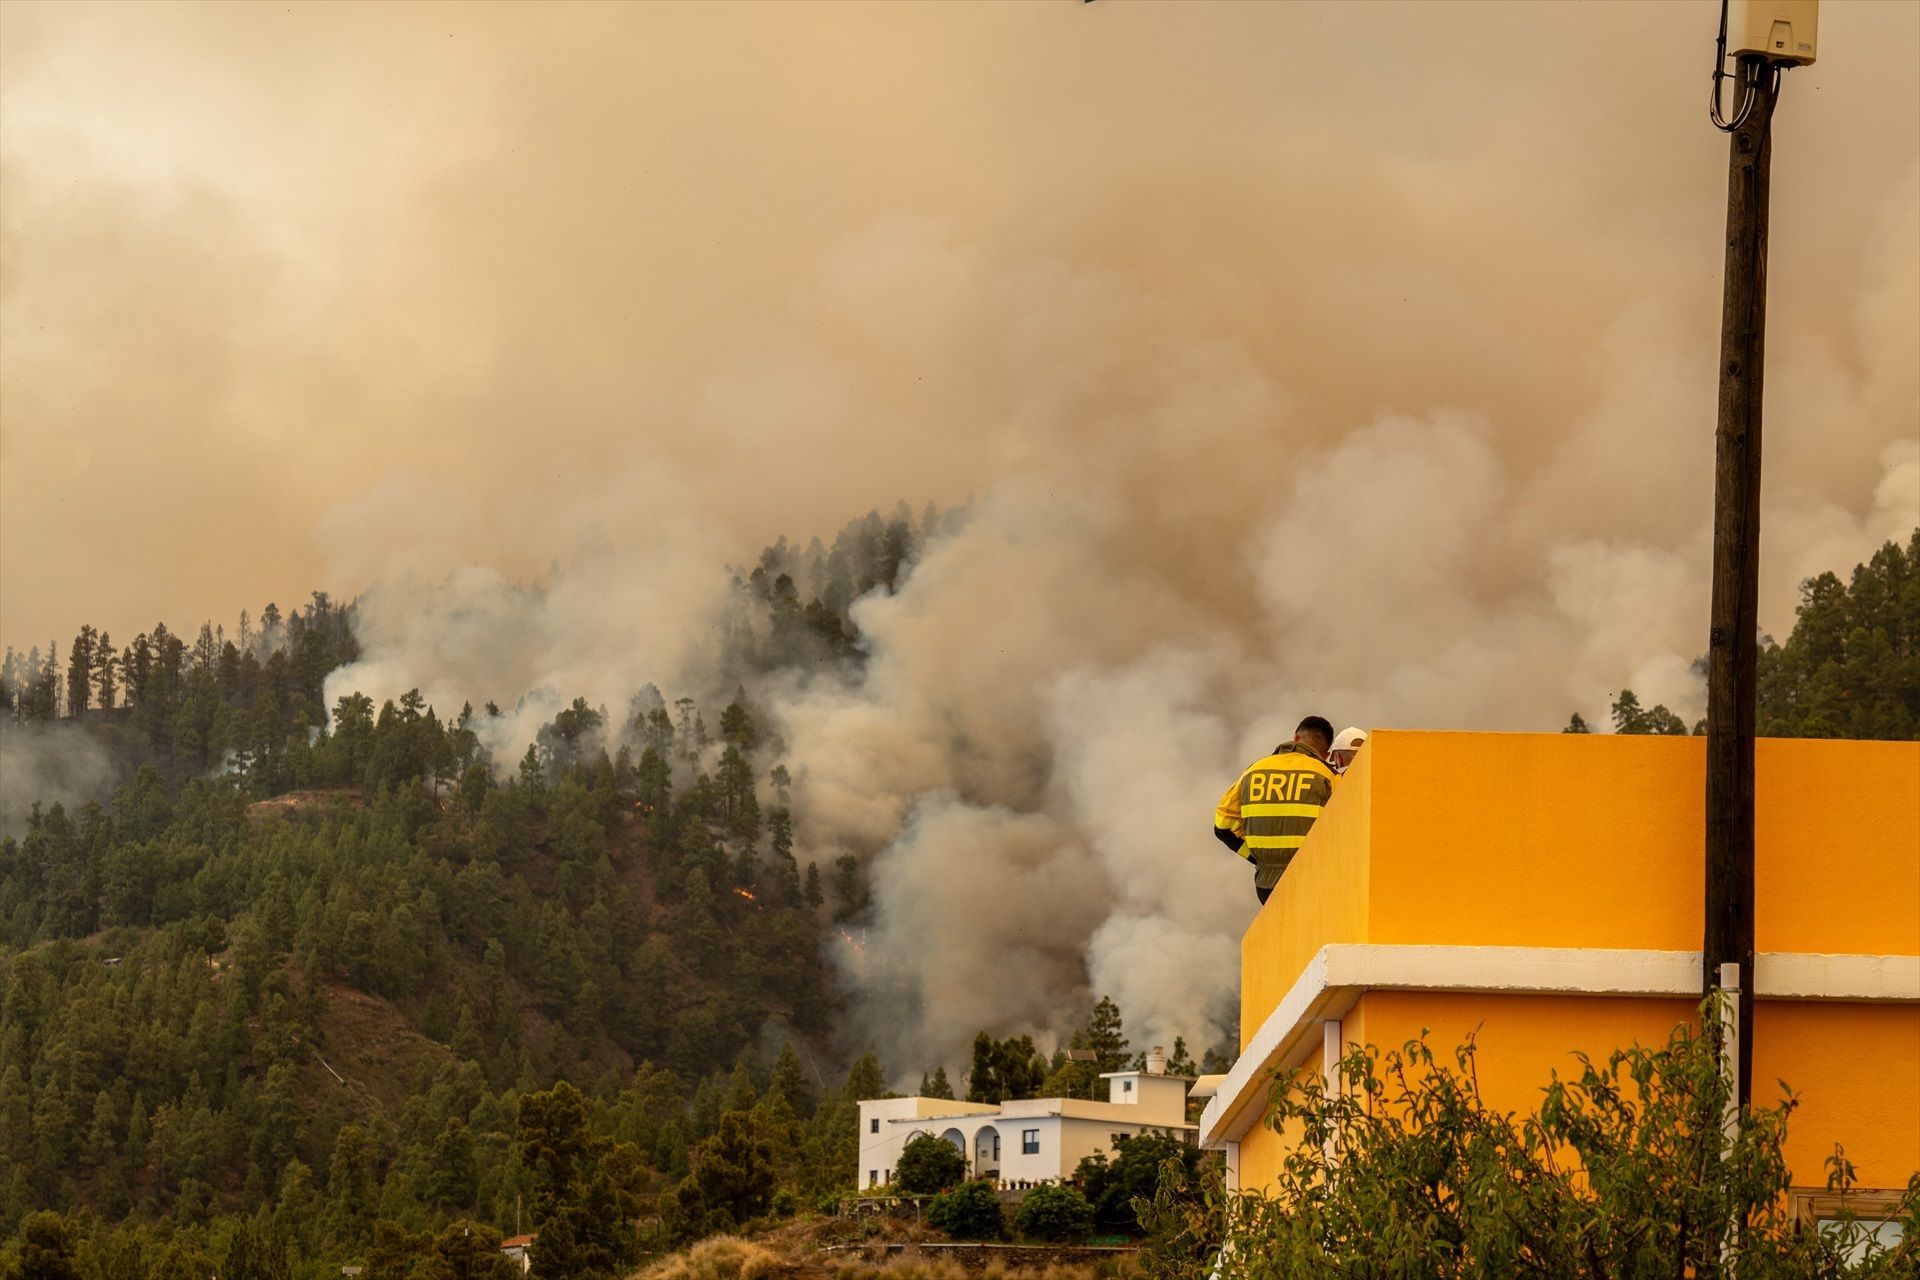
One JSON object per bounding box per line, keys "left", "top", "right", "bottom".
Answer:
{"left": 1329, "top": 727, "right": 1367, "bottom": 774}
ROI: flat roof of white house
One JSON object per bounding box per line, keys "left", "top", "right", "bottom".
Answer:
{"left": 883, "top": 1098, "right": 1196, "bottom": 1129}
{"left": 866, "top": 1098, "right": 999, "bottom": 1119}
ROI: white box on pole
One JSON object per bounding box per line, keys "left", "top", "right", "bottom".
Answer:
{"left": 1727, "top": 0, "right": 1818, "bottom": 66}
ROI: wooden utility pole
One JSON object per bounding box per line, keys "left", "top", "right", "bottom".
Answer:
{"left": 1705, "top": 56, "right": 1775, "bottom": 1109}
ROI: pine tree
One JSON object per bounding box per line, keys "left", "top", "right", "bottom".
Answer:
{"left": 844, "top": 1050, "right": 886, "bottom": 1103}
{"left": 426, "top": 1117, "right": 479, "bottom": 1211}
{"left": 91, "top": 632, "right": 117, "bottom": 712}
{"left": 1084, "top": 996, "right": 1130, "bottom": 1074}
{"left": 1611, "top": 689, "right": 1689, "bottom": 735}
{"left": 770, "top": 1043, "right": 814, "bottom": 1118}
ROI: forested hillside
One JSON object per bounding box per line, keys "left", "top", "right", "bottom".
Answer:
{"left": 2, "top": 522, "right": 1913, "bottom": 1278}
{"left": 0, "top": 509, "right": 943, "bottom": 1273}
{"left": 1569, "top": 528, "right": 1919, "bottom": 738}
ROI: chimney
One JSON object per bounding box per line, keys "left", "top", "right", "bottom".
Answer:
{"left": 1147, "top": 1045, "right": 1166, "bottom": 1076}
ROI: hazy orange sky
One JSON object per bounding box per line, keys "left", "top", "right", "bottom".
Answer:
{"left": 5, "top": 0, "right": 1918, "bottom": 1063}
{"left": 1, "top": 0, "right": 1915, "bottom": 652}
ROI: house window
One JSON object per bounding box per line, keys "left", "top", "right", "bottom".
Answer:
{"left": 870, "top": 1119, "right": 879, "bottom": 1134}
{"left": 1123, "top": 1080, "right": 1133, "bottom": 1094}
{"left": 1792, "top": 1190, "right": 1906, "bottom": 1261}
{"left": 869, "top": 1170, "right": 879, "bottom": 1186}
{"left": 1021, "top": 1129, "right": 1040, "bottom": 1154}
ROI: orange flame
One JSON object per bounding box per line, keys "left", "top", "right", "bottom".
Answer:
{"left": 734, "top": 888, "right": 757, "bottom": 901}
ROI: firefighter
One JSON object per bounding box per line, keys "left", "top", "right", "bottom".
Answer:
{"left": 1329, "top": 726, "right": 1367, "bottom": 774}
{"left": 1213, "top": 716, "right": 1337, "bottom": 904}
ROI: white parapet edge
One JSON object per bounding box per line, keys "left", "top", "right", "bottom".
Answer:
{"left": 1198, "top": 943, "right": 1920, "bottom": 1149}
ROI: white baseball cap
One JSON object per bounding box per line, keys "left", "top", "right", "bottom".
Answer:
{"left": 1332, "top": 726, "right": 1367, "bottom": 752}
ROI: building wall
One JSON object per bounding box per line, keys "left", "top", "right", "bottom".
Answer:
{"left": 859, "top": 1097, "right": 1192, "bottom": 1189}
{"left": 993, "top": 1116, "right": 1175, "bottom": 1183}
{"left": 857, "top": 1098, "right": 998, "bottom": 1189}
{"left": 1236, "top": 991, "right": 1920, "bottom": 1195}
{"left": 1104, "top": 1072, "right": 1190, "bottom": 1121}
{"left": 1358, "top": 733, "right": 1919, "bottom": 956}
{"left": 1240, "top": 751, "right": 1372, "bottom": 1049}
{"left": 1221, "top": 732, "right": 1920, "bottom": 1197}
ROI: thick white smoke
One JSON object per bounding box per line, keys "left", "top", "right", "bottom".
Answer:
{"left": 323, "top": 189, "right": 1916, "bottom": 1078}
{"left": 14, "top": 3, "right": 1903, "bottom": 1081}
{"left": 0, "top": 721, "right": 119, "bottom": 837}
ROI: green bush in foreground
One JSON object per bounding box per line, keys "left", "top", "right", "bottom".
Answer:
{"left": 896, "top": 1133, "right": 969, "bottom": 1195}
{"left": 1017, "top": 1183, "right": 1095, "bottom": 1242}
{"left": 1077, "top": 1132, "right": 1204, "bottom": 1235}
{"left": 926, "top": 1180, "right": 1006, "bottom": 1241}
{"left": 1141, "top": 1003, "right": 1917, "bottom": 1279}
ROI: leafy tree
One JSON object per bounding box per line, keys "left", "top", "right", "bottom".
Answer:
{"left": 430, "top": 1220, "right": 518, "bottom": 1280}
{"left": 830, "top": 854, "right": 867, "bottom": 921}
{"left": 92, "top": 632, "right": 117, "bottom": 713}
{"left": 925, "top": 1180, "right": 1006, "bottom": 1240}
{"left": 1142, "top": 1010, "right": 1916, "bottom": 1279}
{"left": 843, "top": 1050, "right": 885, "bottom": 1103}
{"left": 718, "top": 694, "right": 757, "bottom": 750}
{"left": 1084, "top": 995, "right": 1130, "bottom": 1074}
{"left": 673, "top": 1110, "right": 776, "bottom": 1235}
{"left": 768, "top": 1043, "right": 814, "bottom": 1118}
{"left": 220, "top": 1219, "right": 293, "bottom": 1280}
{"left": 1593, "top": 527, "right": 1916, "bottom": 742}
{"left": 325, "top": 1122, "right": 378, "bottom": 1239}
{"left": 967, "top": 1034, "right": 1045, "bottom": 1103}
{"left": 3, "top": 1211, "right": 88, "bottom": 1280}
{"left": 1611, "top": 688, "right": 1690, "bottom": 735}
{"left": 1076, "top": 1133, "right": 1200, "bottom": 1236}
{"left": 919, "top": 1066, "right": 955, "bottom": 1100}
{"left": 1758, "top": 530, "right": 1919, "bottom": 739}
{"left": 894, "top": 1133, "right": 967, "bottom": 1195}
{"left": 518, "top": 1083, "right": 642, "bottom": 1279}
{"left": 427, "top": 1117, "right": 479, "bottom": 1211}
{"left": 64, "top": 628, "right": 95, "bottom": 717}
{"left": 1016, "top": 1182, "right": 1095, "bottom": 1242}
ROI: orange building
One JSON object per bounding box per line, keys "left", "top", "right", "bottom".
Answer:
{"left": 1198, "top": 731, "right": 1920, "bottom": 1227}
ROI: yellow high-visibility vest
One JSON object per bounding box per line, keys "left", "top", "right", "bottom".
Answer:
{"left": 1214, "top": 743, "right": 1337, "bottom": 890}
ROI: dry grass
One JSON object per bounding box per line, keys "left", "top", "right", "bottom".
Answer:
{"left": 637, "top": 1236, "right": 791, "bottom": 1280}
{"left": 633, "top": 1230, "right": 1138, "bottom": 1280}
{"left": 829, "top": 1260, "right": 1128, "bottom": 1280}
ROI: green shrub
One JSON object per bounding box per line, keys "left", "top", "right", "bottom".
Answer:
{"left": 1016, "top": 1183, "right": 1094, "bottom": 1242}
{"left": 895, "top": 1132, "right": 968, "bottom": 1194}
{"left": 1075, "top": 1132, "right": 1200, "bottom": 1235}
{"left": 925, "top": 1179, "right": 1006, "bottom": 1240}
{"left": 1139, "top": 1003, "right": 1919, "bottom": 1279}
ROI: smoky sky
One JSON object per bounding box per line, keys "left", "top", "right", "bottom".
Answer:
{"left": 4, "top": 1, "right": 1913, "bottom": 650}
{"left": 3, "top": 1, "right": 1916, "bottom": 1074}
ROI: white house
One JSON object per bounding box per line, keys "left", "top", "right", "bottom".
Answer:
{"left": 856, "top": 1047, "right": 1195, "bottom": 1190}
{"left": 499, "top": 1235, "right": 535, "bottom": 1275}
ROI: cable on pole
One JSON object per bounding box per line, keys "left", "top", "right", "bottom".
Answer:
{"left": 1711, "top": 0, "right": 1788, "bottom": 133}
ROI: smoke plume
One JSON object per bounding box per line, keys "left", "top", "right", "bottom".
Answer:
{"left": 0, "top": 721, "right": 119, "bottom": 838}
{"left": 5, "top": 3, "right": 1916, "bottom": 1075}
